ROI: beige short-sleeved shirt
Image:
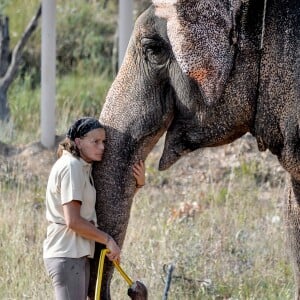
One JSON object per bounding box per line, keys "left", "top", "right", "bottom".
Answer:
{"left": 43, "top": 150, "right": 98, "bottom": 258}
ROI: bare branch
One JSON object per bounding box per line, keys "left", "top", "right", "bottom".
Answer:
{"left": 1, "top": 4, "right": 41, "bottom": 90}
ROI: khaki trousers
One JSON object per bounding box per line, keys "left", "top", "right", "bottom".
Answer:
{"left": 44, "top": 257, "right": 90, "bottom": 300}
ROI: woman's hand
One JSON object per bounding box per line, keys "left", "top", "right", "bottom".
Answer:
{"left": 133, "top": 160, "right": 145, "bottom": 188}
{"left": 106, "top": 235, "right": 121, "bottom": 263}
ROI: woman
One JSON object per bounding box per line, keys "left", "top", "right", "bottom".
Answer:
{"left": 43, "top": 117, "right": 145, "bottom": 300}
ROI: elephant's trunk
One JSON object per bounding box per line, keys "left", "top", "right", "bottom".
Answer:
{"left": 88, "top": 120, "right": 169, "bottom": 299}
{"left": 88, "top": 129, "right": 136, "bottom": 299}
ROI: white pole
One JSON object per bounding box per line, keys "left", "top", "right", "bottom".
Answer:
{"left": 118, "top": 0, "right": 133, "bottom": 69}
{"left": 41, "top": 0, "right": 56, "bottom": 148}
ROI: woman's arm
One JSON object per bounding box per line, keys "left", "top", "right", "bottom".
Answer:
{"left": 63, "top": 200, "right": 121, "bottom": 262}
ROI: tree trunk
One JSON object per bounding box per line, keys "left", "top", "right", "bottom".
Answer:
{"left": 0, "top": 15, "right": 10, "bottom": 121}
{"left": 0, "top": 88, "right": 9, "bottom": 121}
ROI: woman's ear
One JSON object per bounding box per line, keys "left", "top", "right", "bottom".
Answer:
{"left": 153, "top": 0, "right": 239, "bottom": 104}
{"left": 74, "top": 137, "right": 81, "bottom": 149}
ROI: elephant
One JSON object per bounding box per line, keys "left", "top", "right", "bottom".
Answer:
{"left": 88, "top": 0, "right": 300, "bottom": 299}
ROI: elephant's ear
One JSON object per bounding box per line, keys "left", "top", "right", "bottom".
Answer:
{"left": 152, "top": 0, "right": 238, "bottom": 104}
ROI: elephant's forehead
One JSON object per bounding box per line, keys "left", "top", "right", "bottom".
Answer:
{"left": 153, "top": 0, "right": 231, "bottom": 73}
{"left": 152, "top": 0, "right": 233, "bottom": 103}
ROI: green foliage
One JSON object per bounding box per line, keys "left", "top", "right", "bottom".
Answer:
{"left": 55, "top": 1, "right": 117, "bottom": 76}
{"left": 0, "top": 0, "right": 9, "bottom": 12}
{"left": 4, "top": 0, "right": 117, "bottom": 88}
{"left": 55, "top": 71, "right": 112, "bottom": 132}
{"left": 6, "top": 71, "right": 112, "bottom": 143}
{"left": 3, "top": 0, "right": 40, "bottom": 45}
{"left": 1, "top": 0, "right": 117, "bottom": 144}
{"left": 7, "top": 75, "right": 40, "bottom": 142}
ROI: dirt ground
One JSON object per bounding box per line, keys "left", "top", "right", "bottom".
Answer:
{"left": 0, "top": 135, "right": 65, "bottom": 185}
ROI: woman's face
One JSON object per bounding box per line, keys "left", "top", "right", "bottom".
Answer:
{"left": 75, "top": 128, "right": 106, "bottom": 163}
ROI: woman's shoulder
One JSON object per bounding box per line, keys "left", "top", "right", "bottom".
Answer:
{"left": 62, "top": 151, "right": 82, "bottom": 166}
{"left": 53, "top": 151, "right": 81, "bottom": 171}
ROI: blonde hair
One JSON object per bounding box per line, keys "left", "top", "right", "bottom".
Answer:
{"left": 57, "top": 137, "right": 80, "bottom": 158}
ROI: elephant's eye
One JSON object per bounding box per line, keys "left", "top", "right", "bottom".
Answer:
{"left": 141, "top": 37, "right": 169, "bottom": 65}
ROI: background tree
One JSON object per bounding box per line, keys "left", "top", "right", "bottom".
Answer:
{"left": 0, "top": 4, "right": 41, "bottom": 121}
{"left": 1, "top": 0, "right": 151, "bottom": 143}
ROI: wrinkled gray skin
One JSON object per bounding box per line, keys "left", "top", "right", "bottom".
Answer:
{"left": 88, "top": 0, "right": 300, "bottom": 299}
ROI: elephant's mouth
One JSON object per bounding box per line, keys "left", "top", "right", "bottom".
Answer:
{"left": 133, "top": 112, "right": 174, "bottom": 164}
{"left": 159, "top": 148, "right": 184, "bottom": 170}
{"left": 159, "top": 136, "right": 193, "bottom": 171}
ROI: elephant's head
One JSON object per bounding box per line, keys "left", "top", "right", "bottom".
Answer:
{"left": 100, "top": 0, "right": 262, "bottom": 171}
{"left": 91, "top": 0, "right": 265, "bottom": 298}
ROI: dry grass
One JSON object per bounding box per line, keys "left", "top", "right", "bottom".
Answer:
{"left": 0, "top": 134, "right": 294, "bottom": 299}
{"left": 110, "top": 135, "right": 293, "bottom": 299}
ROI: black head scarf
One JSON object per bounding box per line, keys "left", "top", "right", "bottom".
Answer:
{"left": 67, "top": 117, "right": 103, "bottom": 141}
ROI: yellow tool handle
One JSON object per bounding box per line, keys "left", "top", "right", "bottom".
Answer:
{"left": 95, "top": 248, "right": 108, "bottom": 300}
{"left": 113, "top": 261, "right": 133, "bottom": 286}
{"left": 95, "top": 248, "right": 134, "bottom": 300}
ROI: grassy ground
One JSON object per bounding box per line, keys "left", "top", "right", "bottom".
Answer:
{"left": 0, "top": 131, "right": 294, "bottom": 299}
